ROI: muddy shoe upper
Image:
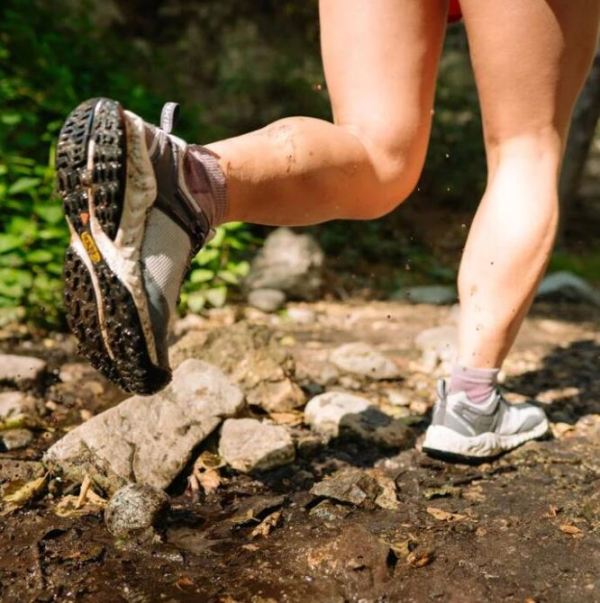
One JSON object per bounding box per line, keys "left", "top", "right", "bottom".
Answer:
{"left": 57, "top": 98, "right": 211, "bottom": 394}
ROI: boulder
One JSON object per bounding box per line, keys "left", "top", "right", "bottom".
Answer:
{"left": 329, "top": 342, "right": 401, "bottom": 380}
{"left": 0, "top": 354, "right": 47, "bottom": 387}
{"left": 245, "top": 228, "right": 324, "bottom": 300}
{"left": 304, "top": 391, "right": 414, "bottom": 449}
{"left": 219, "top": 418, "right": 295, "bottom": 473}
{"left": 171, "top": 322, "right": 305, "bottom": 412}
{"left": 44, "top": 359, "right": 245, "bottom": 493}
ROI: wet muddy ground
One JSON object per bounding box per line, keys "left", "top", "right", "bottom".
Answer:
{"left": 0, "top": 299, "right": 599, "bottom": 602}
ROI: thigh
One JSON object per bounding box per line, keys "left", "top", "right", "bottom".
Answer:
{"left": 319, "top": 0, "right": 448, "bottom": 167}
{"left": 460, "top": 0, "right": 600, "bottom": 146}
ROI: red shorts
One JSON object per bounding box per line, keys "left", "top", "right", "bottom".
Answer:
{"left": 448, "top": 0, "right": 462, "bottom": 23}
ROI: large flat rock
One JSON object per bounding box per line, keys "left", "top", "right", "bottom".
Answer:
{"left": 44, "top": 359, "right": 245, "bottom": 493}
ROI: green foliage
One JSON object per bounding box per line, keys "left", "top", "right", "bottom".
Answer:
{"left": 181, "top": 222, "right": 257, "bottom": 312}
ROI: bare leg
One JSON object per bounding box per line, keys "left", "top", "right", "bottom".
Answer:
{"left": 457, "top": 0, "right": 600, "bottom": 368}
{"left": 205, "top": 0, "right": 447, "bottom": 226}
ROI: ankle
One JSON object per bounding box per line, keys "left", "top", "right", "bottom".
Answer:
{"left": 183, "top": 146, "right": 228, "bottom": 227}
{"left": 448, "top": 364, "right": 499, "bottom": 404}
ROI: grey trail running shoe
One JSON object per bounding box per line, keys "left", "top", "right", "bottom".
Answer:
{"left": 423, "top": 380, "right": 550, "bottom": 461}
{"left": 56, "top": 98, "right": 211, "bottom": 394}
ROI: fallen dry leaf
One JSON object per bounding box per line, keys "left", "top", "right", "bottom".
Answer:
{"left": 407, "top": 550, "right": 434, "bottom": 568}
{"left": 559, "top": 524, "right": 583, "bottom": 536}
{"left": 175, "top": 575, "right": 194, "bottom": 591}
{"left": 251, "top": 510, "right": 282, "bottom": 538}
{"left": 426, "top": 506, "right": 467, "bottom": 522}
{"left": 1, "top": 473, "right": 48, "bottom": 515}
{"left": 544, "top": 505, "right": 561, "bottom": 518}
{"left": 197, "top": 468, "right": 221, "bottom": 495}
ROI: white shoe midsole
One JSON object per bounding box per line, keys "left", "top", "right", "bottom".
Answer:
{"left": 422, "top": 420, "right": 549, "bottom": 457}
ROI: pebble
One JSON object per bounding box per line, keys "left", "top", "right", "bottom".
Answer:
{"left": 247, "top": 288, "right": 286, "bottom": 313}
{"left": 329, "top": 342, "right": 401, "bottom": 380}
{"left": 0, "top": 354, "right": 47, "bottom": 387}
{"left": 0, "top": 391, "right": 37, "bottom": 421}
{"left": 1, "top": 428, "right": 34, "bottom": 450}
{"left": 104, "top": 484, "right": 170, "bottom": 541}
{"left": 219, "top": 418, "right": 295, "bottom": 473}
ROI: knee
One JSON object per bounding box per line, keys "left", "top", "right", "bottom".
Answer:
{"left": 345, "top": 121, "right": 427, "bottom": 220}
{"left": 484, "top": 125, "right": 564, "bottom": 177}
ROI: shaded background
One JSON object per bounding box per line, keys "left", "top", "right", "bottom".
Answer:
{"left": 1, "top": 0, "right": 599, "bottom": 326}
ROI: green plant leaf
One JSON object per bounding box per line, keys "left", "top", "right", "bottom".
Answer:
{"left": 8, "top": 177, "right": 40, "bottom": 195}
{"left": 190, "top": 268, "right": 214, "bottom": 284}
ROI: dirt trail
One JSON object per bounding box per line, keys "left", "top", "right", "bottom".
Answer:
{"left": 0, "top": 300, "right": 598, "bottom": 602}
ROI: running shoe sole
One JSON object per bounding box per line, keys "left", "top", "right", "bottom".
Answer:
{"left": 57, "top": 98, "right": 171, "bottom": 394}
{"left": 422, "top": 419, "right": 550, "bottom": 462}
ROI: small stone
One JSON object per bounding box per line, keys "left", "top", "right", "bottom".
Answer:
{"left": 247, "top": 288, "right": 286, "bottom": 313}
{"left": 0, "top": 391, "right": 37, "bottom": 421}
{"left": 1, "top": 428, "right": 34, "bottom": 450}
{"left": 104, "top": 484, "right": 169, "bottom": 541}
{"left": 383, "top": 388, "right": 410, "bottom": 407}
{"left": 330, "top": 342, "right": 401, "bottom": 380}
{"left": 172, "top": 313, "right": 207, "bottom": 337}
{"left": 286, "top": 307, "right": 316, "bottom": 324}
{"left": 304, "top": 391, "right": 414, "bottom": 449}
{"left": 410, "top": 400, "right": 429, "bottom": 415}
{"left": 414, "top": 325, "right": 458, "bottom": 373}
{"left": 392, "top": 285, "right": 457, "bottom": 305}
{"left": 219, "top": 418, "right": 295, "bottom": 473}
{"left": 58, "top": 362, "right": 96, "bottom": 384}
{"left": 310, "top": 468, "right": 380, "bottom": 507}
{"left": 304, "top": 391, "right": 370, "bottom": 437}
{"left": 0, "top": 354, "right": 47, "bottom": 387}
{"left": 309, "top": 500, "right": 351, "bottom": 522}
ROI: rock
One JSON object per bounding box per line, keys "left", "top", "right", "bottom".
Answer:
{"left": 1, "top": 429, "right": 34, "bottom": 450}
{"left": 414, "top": 325, "right": 458, "bottom": 373}
{"left": 44, "top": 359, "right": 244, "bottom": 493}
{"left": 58, "top": 362, "right": 97, "bottom": 384}
{"left": 392, "top": 285, "right": 457, "bottom": 305}
{"left": 219, "top": 418, "right": 295, "bottom": 473}
{"left": 0, "top": 391, "right": 38, "bottom": 422}
{"left": 329, "top": 342, "right": 401, "bottom": 380}
{"left": 293, "top": 347, "right": 339, "bottom": 387}
{"left": 305, "top": 391, "right": 370, "bottom": 435}
{"left": 383, "top": 388, "right": 410, "bottom": 407}
{"left": 311, "top": 468, "right": 381, "bottom": 507}
{"left": 305, "top": 391, "right": 415, "bottom": 449}
{"left": 536, "top": 271, "right": 600, "bottom": 305}
{"left": 171, "top": 322, "right": 305, "bottom": 412}
{"left": 309, "top": 500, "right": 351, "bottom": 522}
{"left": 245, "top": 227, "right": 324, "bottom": 300}
{"left": 172, "top": 313, "right": 207, "bottom": 337}
{"left": 286, "top": 307, "right": 316, "bottom": 324}
{"left": 104, "top": 484, "right": 169, "bottom": 541}
{"left": 247, "top": 288, "right": 286, "bottom": 313}
{"left": 0, "top": 354, "right": 47, "bottom": 387}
